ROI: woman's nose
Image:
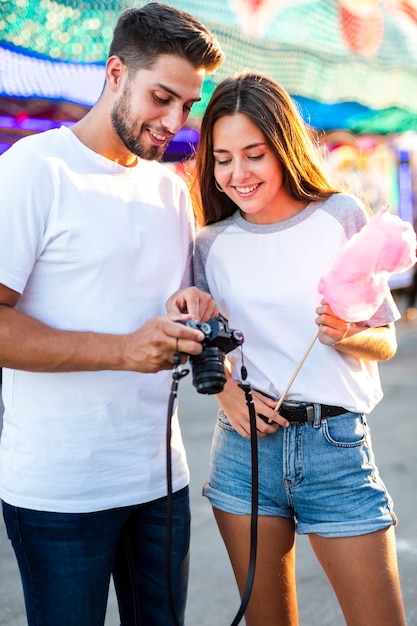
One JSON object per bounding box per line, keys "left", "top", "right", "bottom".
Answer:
{"left": 232, "top": 160, "right": 250, "bottom": 181}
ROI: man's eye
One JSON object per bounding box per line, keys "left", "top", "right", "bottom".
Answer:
{"left": 154, "top": 94, "right": 170, "bottom": 105}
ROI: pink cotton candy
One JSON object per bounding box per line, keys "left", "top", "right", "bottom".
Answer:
{"left": 318, "top": 205, "right": 417, "bottom": 322}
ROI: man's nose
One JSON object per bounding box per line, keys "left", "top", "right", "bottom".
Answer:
{"left": 161, "top": 105, "right": 187, "bottom": 136}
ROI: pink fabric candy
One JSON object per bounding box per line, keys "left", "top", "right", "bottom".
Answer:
{"left": 318, "top": 205, "right": 417, "bottom": 322}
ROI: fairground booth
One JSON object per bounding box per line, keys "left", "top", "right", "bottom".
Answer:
{"left": 1, "top": 0, "right": 417, "bottom": 290}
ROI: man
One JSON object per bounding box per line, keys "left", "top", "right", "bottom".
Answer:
{"left": 0, "top": 4, "right": 224, "bottom": 625}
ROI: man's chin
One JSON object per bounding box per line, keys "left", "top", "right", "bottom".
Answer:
{"left": 136, "top": 143, "right": 167, "bottom": 162}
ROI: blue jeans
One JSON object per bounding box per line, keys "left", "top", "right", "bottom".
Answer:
{"left": 2, "top": 486, "right": 190, "bottom": 626}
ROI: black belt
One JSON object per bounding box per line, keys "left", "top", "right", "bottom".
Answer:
{"left": 255, "top": 389, "right": 349, "bottom": 424}
{"left": 278, "top": 403, "right": 348, "bottom": 423}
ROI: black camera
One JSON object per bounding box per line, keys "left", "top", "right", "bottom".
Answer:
{"left": 177, "top": 316, "right": 244, "bottom": 394}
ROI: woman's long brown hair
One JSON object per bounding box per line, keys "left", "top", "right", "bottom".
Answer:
{"left": 191, "top": 71, "right": 343, "bottom": 227}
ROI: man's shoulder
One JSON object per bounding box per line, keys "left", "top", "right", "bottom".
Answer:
{"left": 3, "top": 127, "right": 70, "bottom": 161}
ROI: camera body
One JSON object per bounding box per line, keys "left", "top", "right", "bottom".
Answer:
{"left": 177, "top": 316, "right": 244, "bottom": 394}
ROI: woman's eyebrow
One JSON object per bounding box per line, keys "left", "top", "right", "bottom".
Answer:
{"left": 213, "top": 142, "right": 267, "bottom": 153}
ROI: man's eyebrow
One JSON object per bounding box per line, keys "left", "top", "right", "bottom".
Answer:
{"left": 155, "top": 83, "right": 201, "bottom": 103}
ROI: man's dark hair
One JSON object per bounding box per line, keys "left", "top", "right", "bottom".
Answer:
{"left": 109, "top": 2, "right": 224, "bottom": 73}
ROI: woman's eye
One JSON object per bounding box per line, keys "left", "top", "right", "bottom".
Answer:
{"left": 215, "top": 159, "right": 231, "bottom": 166}
{"left": 248, "top": 154, "right": 264, "bottom": 161}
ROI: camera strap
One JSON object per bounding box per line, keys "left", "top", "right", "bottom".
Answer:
{"left": 231, "top": 376, "right": 259, "bottom": 625}
{"left": 165, "top": 354, "right": 259, "bottom": 626}
{"left": 165, "top": 352, "right": 189, "bottom": 626}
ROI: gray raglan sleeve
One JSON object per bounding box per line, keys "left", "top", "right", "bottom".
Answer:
{"left": 193, "top": 220, "right": 232, "bottom": 294}
{"left": 193, "top": 227, "right": 214, "bottom": 294}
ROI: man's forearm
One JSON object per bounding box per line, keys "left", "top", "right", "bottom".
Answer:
{"left": 0, "top": 305, "right": 127, "bottom": 372}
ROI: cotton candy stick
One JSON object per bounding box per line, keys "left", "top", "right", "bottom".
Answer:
{"left": 273, "top": 329, "right": 319, "bottom": 413}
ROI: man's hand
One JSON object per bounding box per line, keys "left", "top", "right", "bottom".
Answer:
{"left": 122, "top": 314, "right": 206, "bottom": 373}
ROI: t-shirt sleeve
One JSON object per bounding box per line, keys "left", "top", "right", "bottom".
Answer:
{"left": 193, "top": 228, "right": 213, "bottom": 293}
{"left": 0, "top": 142, "right": 54, "bottom": 292}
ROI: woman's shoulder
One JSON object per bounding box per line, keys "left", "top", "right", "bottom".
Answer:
{"left": 317, "top": 192, "right": 367, "bottom": 213}
{"left": 314, "top": 192, "right": 369, "bottom": 234}
{"left": 196, "top": 213, "right": 238, "bottom": 241}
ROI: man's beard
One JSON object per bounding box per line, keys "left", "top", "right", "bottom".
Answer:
{"left": 111, "top": 87, "right": 168, "bottom": 161}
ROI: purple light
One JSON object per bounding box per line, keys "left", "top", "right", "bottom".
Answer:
{"left": 0, "top": 115, "right": 75, "bottom": 132}
{"left": 0, "top": 117, "right": 199, "bottom": 157}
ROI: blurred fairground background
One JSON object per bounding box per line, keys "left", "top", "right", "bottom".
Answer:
{"left": 1, "top": 0, "right": 417, "bottom": 290}
{"left": 1, "top": 3, "right": 417, "bottom": 624}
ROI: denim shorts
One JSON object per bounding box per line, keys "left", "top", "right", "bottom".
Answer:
{"left": 203, "top": 409, "right": 397, "bottom": 538}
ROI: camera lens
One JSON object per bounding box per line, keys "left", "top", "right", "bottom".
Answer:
{"left": 189, "top": 346, "right": 227, "bottom": 394}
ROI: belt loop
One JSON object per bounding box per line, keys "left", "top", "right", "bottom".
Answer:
{"left": 313, "top": 403, "right": 321, "bottom": 428}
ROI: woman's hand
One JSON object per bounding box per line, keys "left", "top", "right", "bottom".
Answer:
{"left": 166, "top": 286, "right": 219, "bottom": 321}
{"left": 315, "top": 299, "right": 352, "bottom": 346}
{"left": 216, "top": 377, "right": 289, "bottom": 439}
{"left": 315, "top": 299, "right": 397, "bottom": 361}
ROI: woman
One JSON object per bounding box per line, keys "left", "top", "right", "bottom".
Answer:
{"left": 191, "top": 72, "right": 406, "bottom": 626}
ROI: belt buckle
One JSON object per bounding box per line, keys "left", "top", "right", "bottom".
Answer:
{"left": 282, "top": 401, "right": 300, "bottom": 410}
{"left": 283, "top": 402, "right": 315, "bottom": 423}
{"left": 305, "top": 404, "right": 315, "bottom": 422}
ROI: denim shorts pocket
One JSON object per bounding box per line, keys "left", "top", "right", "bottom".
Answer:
{"left": 322, "top": 412, "right": 368, "bottom": 448}
{"left": 216, "top": 409, "right": 236, "bottom": 432}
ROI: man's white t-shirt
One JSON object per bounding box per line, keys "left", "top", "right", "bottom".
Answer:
{"left": 0, "top": 126, "right": 194, "bottom": 512}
